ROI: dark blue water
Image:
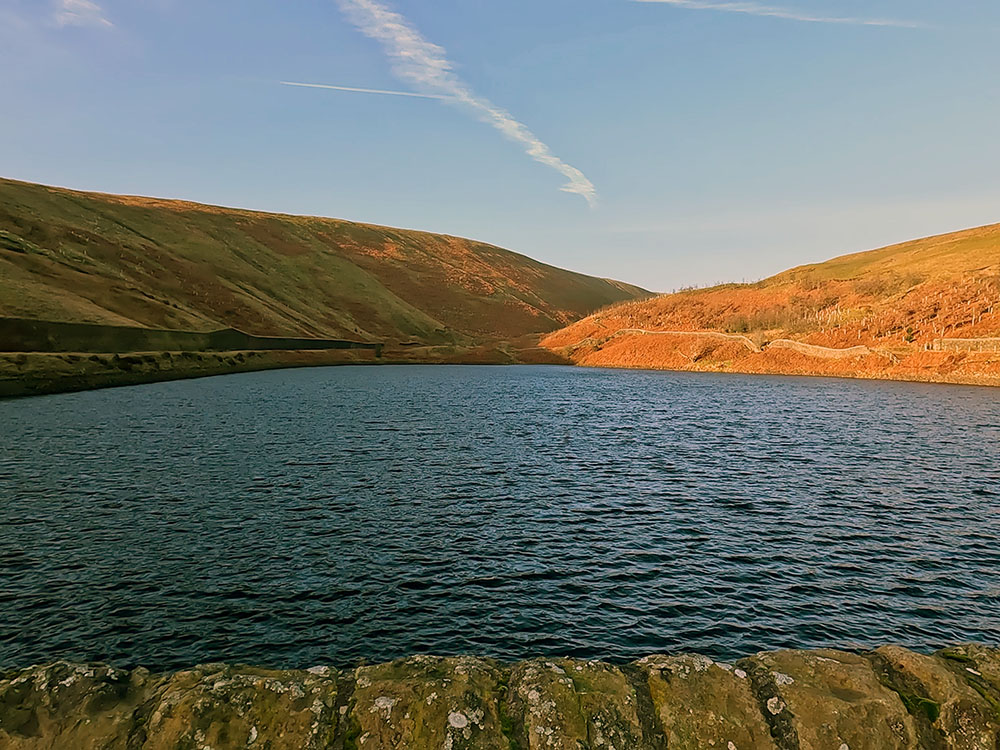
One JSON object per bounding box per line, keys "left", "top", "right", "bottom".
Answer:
{"left": 1, "top": 365, "right": 998, "bottom": 669}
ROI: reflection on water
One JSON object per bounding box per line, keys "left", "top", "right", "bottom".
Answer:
{"left": 1, "top": 365, "right": 998, "bottom": 669}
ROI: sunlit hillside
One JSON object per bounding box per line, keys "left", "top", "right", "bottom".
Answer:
{"left": 543, "top": 224, "right": 1000, "bottom": 384}
{"left": 0, "top": 178, "right": 647, "bottom": 345}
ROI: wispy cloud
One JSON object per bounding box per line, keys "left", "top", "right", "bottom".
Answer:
{"left": 335, "top": 0, "right": 597, "bottom": 207}
{"left": 633, "top": 0, "right": 922, "bottom": 28}
{"left": 281, "top": 81, "right": 452, "bottom": 100}
{"left": 54, "top": 0, "right": 113, "bottom": 28}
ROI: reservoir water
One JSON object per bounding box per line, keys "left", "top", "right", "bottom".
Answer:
{"left": 1, "top": 365, "right": 998, "bottom": 669}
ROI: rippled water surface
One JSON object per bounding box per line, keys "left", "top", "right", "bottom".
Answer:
{"left": 1, "top": 365, "right": 999, "bottom": 669}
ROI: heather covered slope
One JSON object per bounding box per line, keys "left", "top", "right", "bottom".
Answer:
{"left": 544, "top": 224, "right": 1000, "bottom": 385}
{"left": 0, "top": 178, "right": 647, "bottom": 344}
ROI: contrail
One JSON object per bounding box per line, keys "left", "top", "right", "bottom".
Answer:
{"left": 281, "top": 81, "right": 452, "bottom": 100}
{"left": 334, "top": 0, "right": 597, "bottom": 207}
{"left": 633, "top": 0, "right": 922, "bottom": 28}
{"left": 55, "top": 0, "right": 113, "bottom": 28}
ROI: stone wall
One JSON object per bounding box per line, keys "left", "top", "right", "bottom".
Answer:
{"left": 0, "top": 317, "right": 382, "bottom": 355}
{"left": 765, "top": 340, "right": 873, "bottom": 360}
{"left": 1, "top": 644, "right": 998, "bottom": 749}
{"left": 933, "top": 338, "right": 1000, "bottom": 353}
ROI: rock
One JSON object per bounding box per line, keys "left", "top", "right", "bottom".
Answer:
{"left": 938, "top": 644, "right": 1000, "bottom": 698}
{"left": 569, "top": 660, "right": 645, "bottom": 749}
{"left": 349, "top": 655, "right": 507, "bottom": 749}
{"left": 872, "top": 645, "right": 1000, "bottom": 749}
{"left": 3, "top": 647, "right": 999, "bottom": 749}
{"left": 141, "top": 663, "right": 340, "bottom": 750}
{"left": 744, "top": 648, "right": 919, "bottom": 749}
{"left": 506, "top": 658, "right": 644, "bottom": 749}
{"left": 0, "top": 662, "right": 160, "bottom": 750}
{"left": 636, "top": 654, "right": 775, "bottom": 749}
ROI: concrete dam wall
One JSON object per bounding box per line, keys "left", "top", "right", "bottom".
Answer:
{"left": 2, "top": 644, "right": 998, "bottom": 749}
{"left": 0, "top": 317, "right": 382, "bottom": 356}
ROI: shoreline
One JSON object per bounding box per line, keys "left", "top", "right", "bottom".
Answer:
{"left": 3, "top": 644, "right": 998, "bottom": 748}
{"left": 577, "top": 359, "right": 1000, "bottom": 389}
{"left": 0, "top": 345, "right": 566, "bottom": 400}
{"left": 4, "top": 346, "right": 1000, "bottom": 400}
{"left": 542, "top": 330, "right": 1000, "bottom": 389}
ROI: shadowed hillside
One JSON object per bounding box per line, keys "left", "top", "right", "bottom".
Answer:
{"left": 544, "top": 223, "right": 1000, "bottom": 385}
{"left": 0, "top": 178, "right": 647, "bottom": 345}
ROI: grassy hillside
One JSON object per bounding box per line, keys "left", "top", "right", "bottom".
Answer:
{"left": 543, "top": 223, "right": 1000, "bottom": 385}
{"left": 0, "top": 178, "right": 647, "bottom": 344}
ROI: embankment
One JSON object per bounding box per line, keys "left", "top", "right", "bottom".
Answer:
{"left": 0, "top": 317, "right": 383, "bottom": 356}
{"left": 0, "top": 350, "right": 371, "bottom": 399}
{"left": 0, "top": 343, "right": 568, "bottom": 399}
{"left": 2, "top": 644, "right": 998, "bottom": 749}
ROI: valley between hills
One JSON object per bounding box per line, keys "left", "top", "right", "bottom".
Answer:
{"left": 2, "top": 176, "right": 1000, "bottom": 394}
{"left": 0, "top": 177, "right": 646, "bottom": 396}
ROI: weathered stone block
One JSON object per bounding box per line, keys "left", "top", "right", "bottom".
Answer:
{"left": 350, "top": 655, "right": 507, "bottom": 750}
{"left": 637, "top": 653, "right": 775, "bottom": 750}
{"left": 938, "top": 644, "right": 1000, "bottom": 698}
{"left": 3, "top": 648, "right": 999, "bottom": 749}
{"left": 568, "top": 660, "right": 645, "bottom": 749}
{"left": 745, "top": 648, "right": 919, "bottom": 750}
{"left": 0, "top": 662, "right": 159, "bottom": 750}
{"left": 142, "top": 663, "right": 340, "bottom": 750}
{"left": 874, "top": 645, "right": 1000, "bottom": 749}
{"left": 506, "top": 658, "right": 643, "bottom": 749}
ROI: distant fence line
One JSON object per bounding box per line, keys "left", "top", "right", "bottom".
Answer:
{"left": 0, "top": 317, "right": 383, "bottom": 356}
{"left": 932, "top": 338, "right": 1000, "bottom": 353}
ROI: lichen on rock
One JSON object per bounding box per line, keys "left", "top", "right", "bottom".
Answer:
{"left": 0, "top": 661, "right": 159, "bottom": 750}
{"left": 872, "top": 645, "right": 1000, "bottom": 749}
{"left": 506, "top": 658, "right": 643, "bottom": 749}
{"left": 349, "top": 655, "right": 506, "bottom": 750}
{"left": 745, "top": 648, "right": 919, "bottom": 750}
{"left": 2, "top": 645, "right": 999, "bottom": 749}
{"left": 142, "top": 663, "right": 340, "bottom": 750}
{"left": 637, "top": 653, "right": 775, "bottom": 749}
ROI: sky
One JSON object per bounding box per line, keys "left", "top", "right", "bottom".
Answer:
{"left": 1, "top": 0, "right": 999, "bottom": 291}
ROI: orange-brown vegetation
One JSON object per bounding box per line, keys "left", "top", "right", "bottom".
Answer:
{"left": 543, "top": 223, "right": 1000, "bottom": 386}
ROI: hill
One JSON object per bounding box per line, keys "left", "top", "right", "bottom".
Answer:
{"left": 0, "top": 178, "right": 647, "bottom": 345}
{"left": 543, "top": 223, "right": 1000, "bottom": 385}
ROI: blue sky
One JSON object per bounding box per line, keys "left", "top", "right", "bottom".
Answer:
{"left": 1, "top": 0, "right": 998, "bottom": 290}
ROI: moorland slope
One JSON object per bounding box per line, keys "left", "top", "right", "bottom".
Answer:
{"left": 0, "top": 178, "right": 646, "bottom": 345}
{"left": 543, "top": 223, "right": 1000, "bottom": 385}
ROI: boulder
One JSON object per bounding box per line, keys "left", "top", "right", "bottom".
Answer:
{"left": 636, "top": 653, "right": 776, "bottom": 750}
{"left": 0, "top": 662, "right": 159, "bottom": 750}
{"left": 142, "top": 663, "right": 340, "bottom": 750}
{"left": 872, "top": 645, "right": 1000, "bottom": 749}
{"left": 350, "top": 655, "right": 507, "bottom": 750}
{"left": 937, "top": 644, "right": 1000, "bottom": 697}
{"left": 744, "top": 648, "right": 919, "bottom": 749}
{"left": 506, "top": 658, "right": 644, "bottom": 749}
